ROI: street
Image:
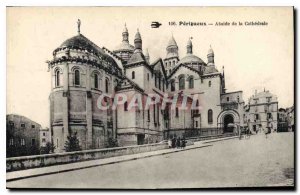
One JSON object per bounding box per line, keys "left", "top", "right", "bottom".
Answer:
{"left": 7, "top": 132, "right": 294, "bottom": 189}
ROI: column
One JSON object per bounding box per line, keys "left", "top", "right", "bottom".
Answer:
{"left": 62, "top": 63, "right": 69, "bottom": 151}
{"left": 86, "top": 65, "right": 93, "bottom": 149}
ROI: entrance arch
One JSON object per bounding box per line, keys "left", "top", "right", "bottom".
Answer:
{"left": 217, "top": 109, "right": 241, "bottom": 134}
{"left": 223, "top": 114, "right": 234, "bottom": 133}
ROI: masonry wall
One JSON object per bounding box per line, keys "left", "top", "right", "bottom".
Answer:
{"left": 6, "top": 143, "right": 168, "bottom": 172}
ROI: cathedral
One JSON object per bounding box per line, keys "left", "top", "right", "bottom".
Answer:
{"left": 48, "top": 21, "right": 245, "bottom": 153}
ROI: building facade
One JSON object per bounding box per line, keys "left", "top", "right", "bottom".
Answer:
{"left": 6, "top": 114, "right": 41, "bottom": 157}
{"left": 48, "top": 22, "right": 245, "bottom": 152}
{"left": 244, "top": 89, "right": 278, "bottom": 133}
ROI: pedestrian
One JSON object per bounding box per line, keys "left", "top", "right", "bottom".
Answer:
{"left": 180, "top": 138, "right": 183, "bottom": 149}
{"left": 172, "top": 136, "right": 176, "bottom": 148}
{"left": 168, "top": 138, "right": 172, "bottom": 148}
{"left": 176, "top": 137, "right": 181, "bottom": 149}
{"left": 264, "top": 127, "right": 270, "bottom": 139}
{"left": 182, "top": 137, "right": 186, "bottom": 149}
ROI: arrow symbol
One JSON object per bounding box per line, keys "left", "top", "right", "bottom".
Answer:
{"left": 151, "top": 21, "right": 162, "bottom": 28}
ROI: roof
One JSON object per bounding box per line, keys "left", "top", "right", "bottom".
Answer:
{"left": 167, "top": 36, "right": 178, "bottom": 48}
{"left": 135, "top": 30, "right": 141, "bottom": 40}
{"left": 114, "top": 41, "right": 134, "bottom": 52}
{"left": 203, "top": 65, "right": 218, "bottom": 74}
{"left": 127, "top": 51, "right": 147, "bottom": 65}
{"left": 180, "top": 54, "right": 205, "bottom": 64}
{"left": 58, "top": 34, "right": 106, "bottom": 55}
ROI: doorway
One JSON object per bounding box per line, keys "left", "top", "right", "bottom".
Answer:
{"left": 223, "top": 114, "right": 234, "bottom": 133}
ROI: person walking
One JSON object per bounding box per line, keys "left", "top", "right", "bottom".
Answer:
{"left": 182, "top": 137, "right": 186, "bottom": 149}
{"left": 171, "top": 137, "right": 176, "bottom": 148}
{"left": 168, "top": 138, "right": 172, "bottom": 148}
{"left": 176, "top": 137, "right": 181, "bottom": 149}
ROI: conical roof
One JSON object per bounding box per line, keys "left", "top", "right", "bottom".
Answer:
{"left": 167, "top": 35, "right": 178, "bottom": 48}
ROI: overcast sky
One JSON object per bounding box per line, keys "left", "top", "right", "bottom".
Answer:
{"left": 7, "top": 7, "right": 294, "bottom": 128}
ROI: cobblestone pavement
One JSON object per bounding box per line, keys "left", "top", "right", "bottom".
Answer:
{"left": 7, "top": 132, "right": 294, "bottom": 189}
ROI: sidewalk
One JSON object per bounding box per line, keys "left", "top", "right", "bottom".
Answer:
{"left": 7, "top": 136, "right": 238, "bottom": 182}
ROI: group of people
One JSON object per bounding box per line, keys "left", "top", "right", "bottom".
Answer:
{"left": 168, "top": 137, "right": 186, "bottom": 149}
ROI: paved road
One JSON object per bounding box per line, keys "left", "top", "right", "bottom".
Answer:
{"left": 7, "top": 132, "right": 294, "bottom": 189}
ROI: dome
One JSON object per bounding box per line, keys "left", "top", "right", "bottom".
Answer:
{"left": 55, "top": 34, "right": 119, "bottom": 67}
{"left": 58, "top": 34, "right": 103, "bottom": 53}
{"left": 114, "top": 42, "right": 134, "bottom": 52}
{"left": 208, "top": 47, "right": 214, "bottom": 55}
{"left": 180, "top": 54, "right": 205, "bottom": 64}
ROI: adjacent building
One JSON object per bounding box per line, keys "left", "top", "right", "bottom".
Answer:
{"left": 47, "top": 21, "right": 245, "bottom": 153}
{"left": 244, "top": 89, "right": 278, "bottom": 133}
{"left": 6, "top": 114, "right": 41, "bottom": 157}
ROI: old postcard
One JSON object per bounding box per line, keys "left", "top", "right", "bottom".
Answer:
{"left": 6, "top": 6, "right": 294, "bottom": 189}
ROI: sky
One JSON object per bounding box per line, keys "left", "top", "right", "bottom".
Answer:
{"left": 7, "top": 7, "right": 294, "bottom": 128}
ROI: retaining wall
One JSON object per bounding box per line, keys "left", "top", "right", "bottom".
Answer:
{"left": 6, "top": 143, "right": 168, "bottom": 172}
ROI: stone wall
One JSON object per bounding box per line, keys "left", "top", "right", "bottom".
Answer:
{"left": 6, "top": 142, "right": 168, "bottom": 172}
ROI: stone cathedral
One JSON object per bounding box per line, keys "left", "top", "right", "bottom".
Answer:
{"left": 48, "top": 21, "right": 245, "bottom": 153}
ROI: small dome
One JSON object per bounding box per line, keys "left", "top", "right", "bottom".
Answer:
{"left": 180, "top": 54, "right": 204, "bottom": 64}
{"left": 114, "top": 42, "right": 134, "bottom": 52}
{"left": 208, "top": 46, "right": 214, "bottom": 55}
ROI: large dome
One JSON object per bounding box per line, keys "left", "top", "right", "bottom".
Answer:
{"left": 180, "top": 54, "right": 205, "bottom": 64}
{"left": 58, "top": 34, "right": 105, "bottom": 54}
{"left": 54, "top": 34, "right": 119, "bottom": 67}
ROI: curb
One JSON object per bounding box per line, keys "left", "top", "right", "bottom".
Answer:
{"left": 202, "top": 136, "right": 239, "bottom": 144}
{"left": 7, "top": 144, "right": 213, "bottom": 182}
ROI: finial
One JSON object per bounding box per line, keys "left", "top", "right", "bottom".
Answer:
{"left": 137, "top": 28, "right": 139, "bottom": 32}
{"left": 77, "top": 19, "right": 81, "bottom": 34}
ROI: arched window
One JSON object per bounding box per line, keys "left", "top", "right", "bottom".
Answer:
{"left": 188, "top": 77, "right": 194, "bottom": 89}
{"left": 94, "top": 73, "right": 99, "bottom": 89}
{"left": 74, "top": 70, "right": 80, "bottom": 86}
{"left": 55, "top": 70, "right": 60, "bottom": 87}
{"left": 132, "top": 71, "right": 135, "bottom": 79}
{"left": 208, "top": 80, "right": 211, "bottom": 87}
{"left": 105, "top": 78, "right": 109, "bottom": 93}
{"left": 208, "top": 109, "right": 213, "bottom": 124}
{"left": 171, "top": 80, "right": 175, "bottom": 91}
{"left": 124, "top": 101, "right": 128, "bottom": 111}
{"left": 179, "top": 76, "right": 185, "bottom": 90}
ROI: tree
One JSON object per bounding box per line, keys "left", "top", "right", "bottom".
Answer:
{"left": 40, "top": 142, "right": 56, "bottom": 154}
{"left": 64, "top": 132, "right": 81, "bottom": 152}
